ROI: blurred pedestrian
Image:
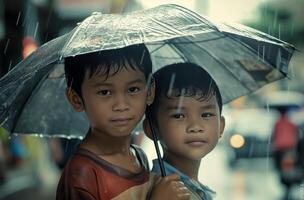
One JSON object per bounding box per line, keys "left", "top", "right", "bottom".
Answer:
{"left": 272, "top": 106, "right": 299, "bottom": 170}
{"left": 48, "top": 138, "right": 80, "bottom": 170}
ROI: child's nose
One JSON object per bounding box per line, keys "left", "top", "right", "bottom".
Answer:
{"left": 186, "top": 118, "right": 204, "bottom": 133}
{"left": 112, "top": 94, "right": 130, "bottom": 112}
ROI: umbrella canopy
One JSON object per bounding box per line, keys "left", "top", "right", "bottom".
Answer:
{"left": 0, "top": 4, "right": 295, "bottom": 139}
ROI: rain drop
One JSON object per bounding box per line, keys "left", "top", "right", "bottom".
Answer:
{"left": 278, "top": 23, "right": 281, "bottom": 39}
{"left": 262, "top": 46, "right": 265, "bottom": 61}
{"left": 34, "top": 22, "right": 39, "bottom": 39}
{"left": 8, "top": 60, "right": 13, "bottom": 71}
{"left": 140, "top": 49, "right": 145, "bottom": 66}
{"left": 145, "top": 73, "right": 153, "bottom": 91}
{"left": 167, "top": 73, "right": 176, "bottom": 97}
{"left": 4, "top": 39, "right": 10, "bottom": 54}
{"left": 290, "top": 23, "right": 295, "bottom": 36}
{"left": 177, "top": 88, "right": 185, "bottom": 110}
{"left": 276, "top": 48, "right": 282, "bottom": 70}
{"left": 16, "top": 12, "right": 21, "bottom": 26}
{"left": 68, "top": 78, "right": 74, "bottom": 94}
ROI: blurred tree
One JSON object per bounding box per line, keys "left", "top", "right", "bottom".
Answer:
{"left": 247, "top": 0, "right": 304, "bottom": 44}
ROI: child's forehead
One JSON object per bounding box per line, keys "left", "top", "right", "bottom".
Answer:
{"left": 84, "top": 62, "right": 143, "bottom": 81}
{"left": 160, "top": 94, "right": 218, "bottom": 106}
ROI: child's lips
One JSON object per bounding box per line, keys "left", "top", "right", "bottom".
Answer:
{"left": 110, "top": 117, "right": 133, "bottom": 126}
{"left": 185, "top": 139, "right": 207, "bottom": 147}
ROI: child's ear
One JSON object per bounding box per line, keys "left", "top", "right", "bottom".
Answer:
{"left": 143, "top": 118, "right": 153, "bottom": 140}
{"left": 146, "top": 80, "right": 155, "bottom": 106}
{"left": 219, "top": 116, "right": 226, "bottom": 138}
{"left": 65, "top": 89, "right": 84, "bottom": 112}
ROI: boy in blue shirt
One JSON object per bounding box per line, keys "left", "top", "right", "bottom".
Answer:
{"left": 144, "top": 63, "right": 226, "bottom": 199}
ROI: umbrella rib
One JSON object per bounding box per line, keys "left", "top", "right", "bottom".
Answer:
{"left": 168, "top": 35, "right": 226, "bottom": 44}
{"left": 149, "top": 42, "right": 189, "bottom": 61}
{"left": 170, "top": 4, "right": 219, "bottom": 31}
{"left": 149, "top": 35, "right": 226, "bottom": 45}
{"left": 149, "top": 17, "right": 186, "bottom": 36}
{"left": 62, "top": 28, "right": 80, "bottom": 55}
{"left": 10, "top": 65, "right": 57, "bottom": 133}
{"left": 167, "top": 42, "right": 189, "bottom": 62}
{"left": 149, "top": 43, "right": 166, "bottom": 54}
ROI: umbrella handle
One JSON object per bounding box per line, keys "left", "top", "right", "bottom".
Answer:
{"left": 148, "top": 118, "right": 166, "bottom": 177}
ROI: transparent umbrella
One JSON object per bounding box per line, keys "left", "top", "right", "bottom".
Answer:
{"left": 0, "top": 4, "right": 295, "bottom": 138}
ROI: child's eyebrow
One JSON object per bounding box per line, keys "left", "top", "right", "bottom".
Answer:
{"left": 165, "top": 106, "right": 186, "bottom": 111}
{"left": 199, "top": 104, "right": 217, "bottom": 110}
{"left": 165, "top": 104, "right": 217, "bottom": 110}
{"left": 127, "top": 78, "right": 146, "bottom": 85}
{"left": 93, "top": 78, "right": 146, "bottom": 87}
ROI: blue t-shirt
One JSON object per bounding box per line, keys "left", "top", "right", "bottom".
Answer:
{"left": 152, "top": 159, "right": 215, "bottom": 200}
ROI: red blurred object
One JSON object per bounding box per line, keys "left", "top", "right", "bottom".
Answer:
{"left": 22, "top": 37, "right": 38, "bottom": 59}
{"left": 281, "top": 156, "right": 294, "bottom": 170}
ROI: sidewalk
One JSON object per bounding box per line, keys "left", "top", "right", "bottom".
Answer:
{"left": 0, "top": 163, "right": 58, "bottom": 200}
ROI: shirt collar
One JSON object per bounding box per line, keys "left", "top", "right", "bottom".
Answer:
{"left": 152, "top": 159, "right": 215, "bottom": 199}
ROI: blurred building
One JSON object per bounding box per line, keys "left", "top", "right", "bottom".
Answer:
{"left": 0, "top": 0, "right": 142, "bottom": 77}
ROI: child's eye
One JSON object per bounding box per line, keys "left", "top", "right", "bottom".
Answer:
{"left": 128, "top": 87, "right": 140, "bottom": 93}
{"left": 201, "top": 113, "right": 215, "bottom": 118}
{"left": 98, "top": 90, "right": 111, "bottom": 96}
{"left": 171, "top": 113, "right": 185, "bottom": 119}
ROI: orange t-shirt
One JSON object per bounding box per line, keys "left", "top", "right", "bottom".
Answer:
{"left": 56, "top": 145, "right": 155, "bottom": 200}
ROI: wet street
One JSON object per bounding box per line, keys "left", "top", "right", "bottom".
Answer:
{"left": 199, "top": 145, "right": 284, "bottom": 200}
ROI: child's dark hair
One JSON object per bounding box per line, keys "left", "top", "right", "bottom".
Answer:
{"left": 147, "top": 63, "right": 222, "bottom": 124}
{"left": 64, "top": 44, "right": 152, "bottom": 96}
